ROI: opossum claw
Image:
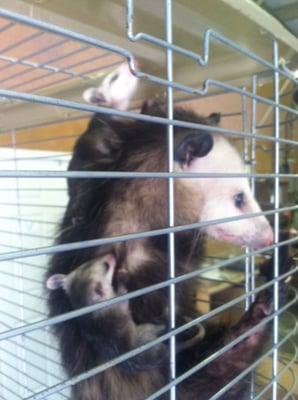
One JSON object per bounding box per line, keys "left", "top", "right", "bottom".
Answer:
{"left": 206, "top": 282, "right": 288, "bottom": 378}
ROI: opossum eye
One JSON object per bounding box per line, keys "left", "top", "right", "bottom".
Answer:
{"left": 109, "top": 73, "right": 119, "bottom": 84}
{"left": 103, "top": 262, "right": 110, "bottom": 272}
{"left": 234, "top": 192, "right": 245, "bottom": 209}
{"left": 175, "top": 132, "right": 213, "bottom": 166}
{"left": 94, "top": 283, "right": 103, "bottom": 297}
{"left": 208, "top": 112, "right": 221, "bottom": 125}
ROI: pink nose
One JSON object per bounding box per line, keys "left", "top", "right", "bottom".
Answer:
{"left": 264, "top": 229, "right": 274, "bottom": 247}
{"left": 133, "top": 58, "right": 140, "bottom": 69}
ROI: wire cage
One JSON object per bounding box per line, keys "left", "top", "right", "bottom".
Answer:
{"left": 0, "top": 0, "right": 297, "bottom": 399}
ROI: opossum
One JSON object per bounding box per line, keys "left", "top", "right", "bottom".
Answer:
{"left": 46, "top": 254, "right": 167, "bottom": 400}
{"left": 83, "top": 62, "right": 139, "bottom": 111}
{"left": 63, "top": 100, "right": 273, "bottom": 322}
{"left": 47, "top": 98, "right": 276, "bottom": 399}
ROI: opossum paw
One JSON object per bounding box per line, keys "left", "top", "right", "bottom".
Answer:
{"left": 252, "top": 281, "right": 288, "bottom": 318}
{"left": 206, "top": 292, "right": 278, "bottom": 379}
{"left": 129, "top": 323, "right": 167, "bottom": 371}
{"left": 147, "top": 323, "right": 166, "bottom": 338}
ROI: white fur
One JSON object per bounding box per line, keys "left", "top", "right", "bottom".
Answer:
{"left": 177, "top": 135, "right": 273, "bottom": 249}
{"left": 89, "top": 255, "right": 116, "bottom": 302}
{"left": 83, "top": 63, "right": 139, "bottom": 111}
{"left": 127, "top": 242, "right": 152, "bottom": 270}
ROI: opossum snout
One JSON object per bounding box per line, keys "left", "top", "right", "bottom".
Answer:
{"left": 261, "top": 225, "right": 274, "bottom": 247}
{"left": 238, "top": 215, "right": 273, "bottom": 249}
{"left": 204, "top": 211, "right": 274, "bottom": 250}
{"left": 250, "top": 222, "right": 273, "bottom": 249}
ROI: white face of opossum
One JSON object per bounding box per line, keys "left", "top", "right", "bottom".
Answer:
{"left": 83, "top": 62, "right": 139, "bottom": 111}
{"left": 46, "top": 254, "right": 117, "bottom": 304}
{"left": 175, "top": 132, "right": 273, "bottom": 249}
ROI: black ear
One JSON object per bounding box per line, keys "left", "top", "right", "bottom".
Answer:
{"left": 208, "top": 113, "right": 221, "bottom": 125}
{"left": 175, "top": 132, "right": 213, "bottom": 166}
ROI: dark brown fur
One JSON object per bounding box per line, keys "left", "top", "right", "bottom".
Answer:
{"left": 47, "top": 101, "right": 282, "bottom": 399}
{"left": 51, "top": 258, "right": 167, "bottom": 400}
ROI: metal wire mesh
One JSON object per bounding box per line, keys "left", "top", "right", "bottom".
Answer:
{"left": 0, "top": 1, "right": 297, "bottom": 400}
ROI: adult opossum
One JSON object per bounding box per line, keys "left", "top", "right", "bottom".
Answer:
{"left": 47, "top": 94, "right": 276, "bottom": 398}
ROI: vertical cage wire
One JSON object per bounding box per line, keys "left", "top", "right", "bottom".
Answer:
{"left": 165, "top": 1, "right": 177, "bottom": 399}
{"left": 243, "top": 76, "right": 258, "bottom": 313}
{"left": 249, "top": 75, "right": 257, "bottom": 305}
{"left": 272, "top": 39, "right": 280, "bottom": 400}
{"left": 12, "top": 127, "right": 27, "bottom": 399}
{"left": 243, "top": 89, "right": 251, "bottom": 313}
{"left": 249, "top": 73, "right": 259, "bottom": 400}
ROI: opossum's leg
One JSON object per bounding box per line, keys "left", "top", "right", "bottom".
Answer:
{"left": 259, "top": 231, "right": 295, "bottom": 282}
{"left": 115, "top": 276, "right": 168, "bottom": 370}
{"left": 206, "top": 283, "right": 287, "bottom": 378}
{"left": 67, "top": 121, "right": 121, "bottom": 198}
{"left": 68, "top": 123, "right": 120, "bottom": 171}
{"left": 179, "top": 284, "right": 287, "bottom": 400}
{"left": 128, "top": 323, "right": 168, "bottom": 370}
{"left": 81, "top": 314, "right": 167, "bottom": 373}
{"left": 129, "top": 319, "right": 205, "bottom": 372}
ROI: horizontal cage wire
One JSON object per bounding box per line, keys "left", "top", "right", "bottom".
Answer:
{"left": 0, "top": 1, "right": 297, "bottom": 400}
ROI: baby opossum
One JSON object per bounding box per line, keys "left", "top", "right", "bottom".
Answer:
{"left": 47, "top": 98, "right": 277, "bottom": 398}
{"left": 83, "top": 62, "right": 139, "bottom": 111}
{"left": 47, "top": 254, "right": 167, "bottom": 400}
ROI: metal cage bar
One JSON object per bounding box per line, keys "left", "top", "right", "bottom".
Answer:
{"left": 272, "top": 38, "right": 281, "bottom": 400}
{"left": 0, "top": 205, "right": 297, "bottom": 263}
{"left": 165, "top": 1, "right": 177, "bottom": 398}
